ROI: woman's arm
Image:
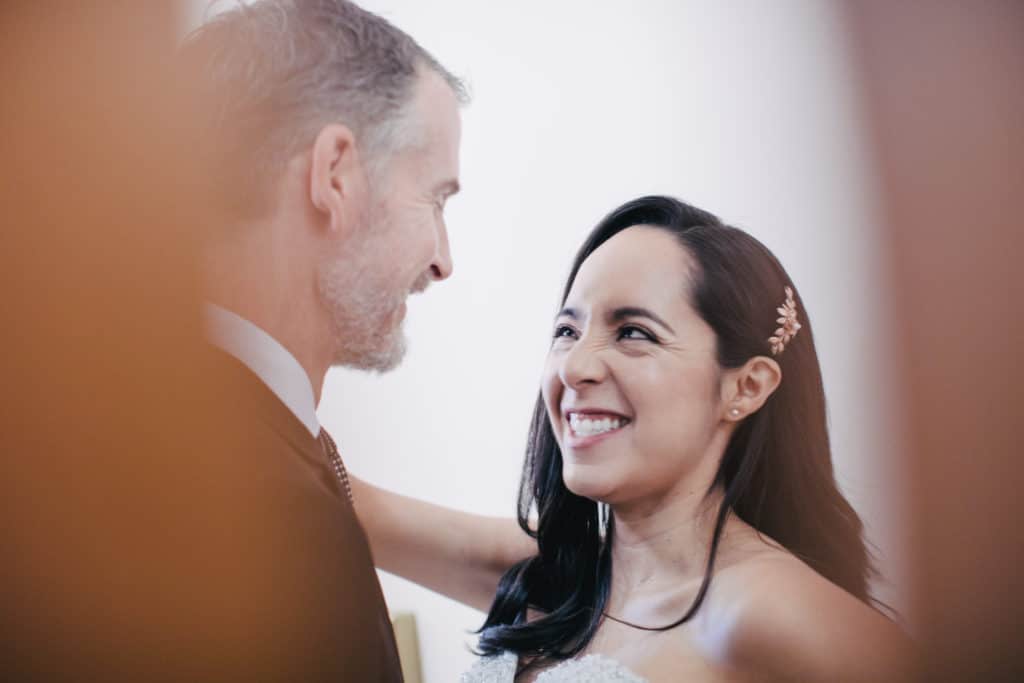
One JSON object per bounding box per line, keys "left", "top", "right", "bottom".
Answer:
{"left": 349, "top": 476, "right": 537, "bottom": 613}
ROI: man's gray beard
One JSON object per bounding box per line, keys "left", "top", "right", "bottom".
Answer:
{"left": 317, "top": 256, "right": 408, "bottom": 373}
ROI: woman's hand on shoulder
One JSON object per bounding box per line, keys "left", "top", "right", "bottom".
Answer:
{"left": 712, "top": 553, "right": 916, "bottom": 681}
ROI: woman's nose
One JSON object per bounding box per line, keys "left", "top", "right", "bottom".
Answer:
{"left": 558, "top": 337, "right": 607, "bottom": 389}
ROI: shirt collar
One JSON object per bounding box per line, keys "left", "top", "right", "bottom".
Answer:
{"left": 204, "top": 303, "right": 320, "bottom": 437}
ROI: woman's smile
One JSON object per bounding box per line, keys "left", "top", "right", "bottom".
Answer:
{"left": 564, "top": 409, "right": 633, "bottom": 449}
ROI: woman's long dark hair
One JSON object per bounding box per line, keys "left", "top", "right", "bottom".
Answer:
{"left": 477, "top": 196, "right": 876, "bottom": 662}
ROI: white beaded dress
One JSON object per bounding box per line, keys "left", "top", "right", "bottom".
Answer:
{"left": 460, "top": 650, "right": 647, "bottom": 683}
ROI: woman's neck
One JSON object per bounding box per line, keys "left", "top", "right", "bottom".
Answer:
{"left": 609, "top": 483, "right": 725, "bottom": 595}
{"left": 603, "top": 479, "right": 765, "bottom": 628}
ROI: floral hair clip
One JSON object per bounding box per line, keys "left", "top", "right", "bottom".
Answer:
{"left": 768, "top": 286, "right": 801, "bottom": 356}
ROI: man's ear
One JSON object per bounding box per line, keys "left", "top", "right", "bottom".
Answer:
{"left": 309, "top": 123, "right": 365, "bottom": 234}
{"left": 721, "top": 356, "right": 782, "bottom": 422}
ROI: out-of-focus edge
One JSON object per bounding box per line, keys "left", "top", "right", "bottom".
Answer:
{"left": 392, "top": 612, "right": 423, "bottom": 683}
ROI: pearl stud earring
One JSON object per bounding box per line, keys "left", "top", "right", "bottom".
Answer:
{"left": 730, "top": 407, "right": 741, "bottom": 417}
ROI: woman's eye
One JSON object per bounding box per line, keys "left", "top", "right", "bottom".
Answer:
{"left": 618, "top": 325, "right": 655, "bottom": 342}
{"left": 553, "top": 325, "right": 578, "bottom": 340}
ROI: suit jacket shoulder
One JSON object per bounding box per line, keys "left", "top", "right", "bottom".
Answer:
{"left": 207, "top": 348, "right": 404, "bottom": 682}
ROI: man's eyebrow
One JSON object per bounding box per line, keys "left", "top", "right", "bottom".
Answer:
{"left": 608, "top": 306, "right": 676, "bottom": 334}
{"left": 555, "top": 306, "right": 579, "bottom": 321}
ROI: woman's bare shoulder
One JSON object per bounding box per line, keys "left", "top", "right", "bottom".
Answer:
{"left": 701, "top": 547, "right": 914, "bottom": 681}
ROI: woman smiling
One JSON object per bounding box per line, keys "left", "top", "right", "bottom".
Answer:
{"left": 351, "top": 196, "right": 912, "bottom": 682}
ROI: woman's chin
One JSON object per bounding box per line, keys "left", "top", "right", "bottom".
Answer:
{"left": 562, "top": 467, "right": 615, "bottom": 501}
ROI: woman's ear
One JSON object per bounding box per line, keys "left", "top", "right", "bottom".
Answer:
{"left": 721, "top": 356, "right": 782, "bottom": 422}
{"left": 309, "top": 123, "right": 366, "bottom": 234}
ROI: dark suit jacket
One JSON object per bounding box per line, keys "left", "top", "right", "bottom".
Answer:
{"left": 209, "top": 349, "right": 404, "bottom": 682}
{"left": 4, "top": 342, "right": 406, "bottom": 682}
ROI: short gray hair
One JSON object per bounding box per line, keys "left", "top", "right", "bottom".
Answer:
{"left": 181, "top": 0, "right": 467, "bottom": 217}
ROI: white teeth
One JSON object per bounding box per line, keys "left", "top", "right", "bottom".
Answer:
{"left": 568, "top": 414, "right": 626, "bottom": 437}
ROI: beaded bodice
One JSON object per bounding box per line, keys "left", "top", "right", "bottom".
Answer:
{"left": 460, "top": 651, "right": 647, "bottom": 683}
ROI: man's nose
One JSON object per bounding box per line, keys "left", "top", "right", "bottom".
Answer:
{"left": 429, "top": 222, "right": 453, "bottom": 281}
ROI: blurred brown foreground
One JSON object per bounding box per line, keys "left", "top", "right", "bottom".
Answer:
{"left": 1, "top": 2, "right": 338, "bottom": 680}
{"left": 846, "top": 1, "right": 1024, "bottom": 681}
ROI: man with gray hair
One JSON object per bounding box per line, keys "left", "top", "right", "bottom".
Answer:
{"left": 182, "top": 1, "right": 464, "bottom": 679}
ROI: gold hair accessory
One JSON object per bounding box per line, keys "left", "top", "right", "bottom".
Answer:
{"left": 768, "top": 286, "right": 801, "bottom": 356}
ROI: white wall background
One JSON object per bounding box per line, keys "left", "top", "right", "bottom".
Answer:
{"left": 187, "top": 2, "right": 907, "bottom": 681}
